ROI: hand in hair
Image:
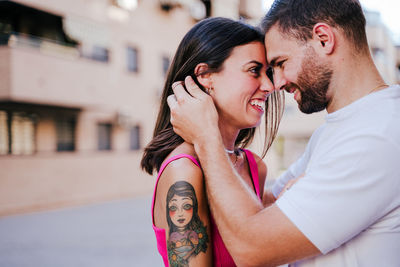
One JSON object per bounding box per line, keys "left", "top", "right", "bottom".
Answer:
{"left": 168, "top": 76, "right": 220, "bottom": 146}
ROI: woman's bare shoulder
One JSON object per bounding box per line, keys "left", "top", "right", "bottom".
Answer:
{"left": 158, "top": 142, "right": 201, "bottom": 188}
{"left": 154, "top": 142, "right": 206, "bottom": 229}
{"left": 169, "top": 142, "right": 197, "bottom": 158}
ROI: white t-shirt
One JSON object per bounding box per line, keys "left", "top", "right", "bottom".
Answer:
{"left": 272, "top": 85, "right": 400, "bottom": 267}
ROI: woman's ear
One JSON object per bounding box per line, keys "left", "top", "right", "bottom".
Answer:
{"left": 194, "top": 63, "right": 212, "bottom": 89}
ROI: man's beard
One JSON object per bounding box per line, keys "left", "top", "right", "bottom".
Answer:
{"left": 293, "top": 47, "right": 333, "bottom": 114}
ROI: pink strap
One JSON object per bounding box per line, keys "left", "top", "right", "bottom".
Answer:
{"left": 151, "top": 154, "right": 200, "bottom": 224}
{"left": 243, "top": 149, "right": 261, "bottom": 198}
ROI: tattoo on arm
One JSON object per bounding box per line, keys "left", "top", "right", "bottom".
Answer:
{"left": 166, "top": 181, "right": 209, "bottom": 267}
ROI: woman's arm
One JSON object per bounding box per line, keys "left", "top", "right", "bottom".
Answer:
{"left": 154, "top": 157, "right": 212, "bottom": 266}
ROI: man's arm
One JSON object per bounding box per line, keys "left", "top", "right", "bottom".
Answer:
{"left": 195, "top": 138, "right": 318, "bottom": 267}
{"left": 168, "top": 77, "right": 319, "bottom": 267}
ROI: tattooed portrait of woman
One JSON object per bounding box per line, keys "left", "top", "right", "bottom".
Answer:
{"left": 166, "top": 181, "right": 208, "bottom": 266}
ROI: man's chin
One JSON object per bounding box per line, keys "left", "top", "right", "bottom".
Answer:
{"left": 298, "top": 102, "right": 326, "bottom": 114}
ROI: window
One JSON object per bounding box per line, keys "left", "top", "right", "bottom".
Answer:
{"left": 11, "top": 113, "right": 36, "bottom": 155}
{"left": 162, "top": 56, "right": 170, "bottom": 76}
{"left": 130, "top": 125, "right": 141, "bottom": 150}
{"left": 91, "top": 45, "right": 109, "bottom": 62}
{"left": 200, "top": 0, "right": 212, "bottom": 17}
{"left": 98, "top": 123, "right": 112, "bottom": 150}
{"left": 371, "top": 47, "right": 385, "bottom": 62}
{"left": 56, "top": 118, "right": 76, "bottom": 151}
{"left": 239, "top": 0, "right": 250, "bottom": 20}
{"left": 0, "top": 111, "right": 36, "bottom": 155}
{"left": 110, "top": 0, "right": 138, "bottom": 11}
{"left": 0, "top": 111, "right": 9, "bottom": 155}
{"left": 127, "top": 46, "right": 138, "bottom": 72}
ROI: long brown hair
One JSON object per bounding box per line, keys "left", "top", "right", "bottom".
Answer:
{"left": 141, "top": 17, "right": 284, "bottom": 175}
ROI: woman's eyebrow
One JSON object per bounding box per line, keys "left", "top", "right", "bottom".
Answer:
{"left": 244, "top": 60, "right": 263, "bottom": 66}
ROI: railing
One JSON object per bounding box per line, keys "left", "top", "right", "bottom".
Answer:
{"left": 1, "top": 31, "right": 80, "bottom": 60}
{"left": 0, "top": 31, "right": 109, "bottom": 62}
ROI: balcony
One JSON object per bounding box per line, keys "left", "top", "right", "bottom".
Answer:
{"left": 0, "top": 33, "right": 114, "bottom": 108}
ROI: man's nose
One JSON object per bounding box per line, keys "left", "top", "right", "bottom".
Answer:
{"left": 272, "top": 69, "right": 287, "bottom": 91}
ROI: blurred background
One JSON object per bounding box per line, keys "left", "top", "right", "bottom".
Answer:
{"left": 0, "top": 0, "right": 399, "bottom": 266}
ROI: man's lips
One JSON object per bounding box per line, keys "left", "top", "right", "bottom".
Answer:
{"left": 285, "top": 87, "right": 296, "bottom": 94}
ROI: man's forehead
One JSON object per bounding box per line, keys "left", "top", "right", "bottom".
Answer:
{"left": 264, "top": 25, "right": 300, "bottom": 63}
{"left": 264, "top": 26, "right": 287, "bottom": 63}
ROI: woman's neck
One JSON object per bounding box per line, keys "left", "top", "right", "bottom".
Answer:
{"left": 218, "top": 121, "right": 240, "bottom": 151}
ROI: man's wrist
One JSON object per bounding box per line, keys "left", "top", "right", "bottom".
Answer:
{"left": 193, "top": 130, "right": 224, "bottom": 160}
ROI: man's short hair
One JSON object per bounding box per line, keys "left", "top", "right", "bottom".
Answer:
{"left": 261, "top": 0, "right": 368, "bottom": 50}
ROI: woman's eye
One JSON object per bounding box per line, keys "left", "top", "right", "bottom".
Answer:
{"left": 249, "top": 66, "right": 261, "bottom": 77}
{"left": 169, "top": 205, "right": 177, "bottom": 211}
{"left": 183, "top": 204, "right": 193, "bottom": 210}
{"left": 277, "top": 60, "right": 285, "bottom": 68}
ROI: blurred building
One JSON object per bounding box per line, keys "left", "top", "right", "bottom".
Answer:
{"left": 0, "top": 0, "right": 264, "bottom": 216}
{"left": 396, "top": 45, "right": 400, "bottom": 83}
{"left": 365, "top": 9, "right": 399, "bottom": 84}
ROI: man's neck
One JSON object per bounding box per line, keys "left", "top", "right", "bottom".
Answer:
{"left": 326, "top": 51, "right": 386, "bottom": 113}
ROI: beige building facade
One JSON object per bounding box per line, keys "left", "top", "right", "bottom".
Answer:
{"left": 396, "top": 45, "right": 400, "bottom": 83}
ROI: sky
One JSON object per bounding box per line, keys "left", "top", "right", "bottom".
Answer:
{"left": 262, "top": 0, "right": 400, "bottom": 45}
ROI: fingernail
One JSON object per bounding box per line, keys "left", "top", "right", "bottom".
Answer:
{"left": 172, "top": 81, "right": 182, "bottom": 89}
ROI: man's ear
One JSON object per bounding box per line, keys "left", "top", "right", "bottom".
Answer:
{"left": 194, "top": 63, "right": 212, "bottom": 88}
{"left": 312, "top": 23, "right": 335, "bottom": 55}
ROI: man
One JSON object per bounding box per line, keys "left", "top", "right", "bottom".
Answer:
{"left": 167, "top": 0, "right": 400, "bottom": 266}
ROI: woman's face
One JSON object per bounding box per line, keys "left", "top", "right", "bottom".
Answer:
{"left": 168, "top": 194, "right": 194, "bottom": 229}
{"left": 210, "top": 41, "right": 274, "bottom": 130}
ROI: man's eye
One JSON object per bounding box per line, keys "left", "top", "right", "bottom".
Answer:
{"left": 266, "top": 67, "right": 274, "bottom": 84}
{"left": 277, "top": 60, "right": 285, "bottom": 68}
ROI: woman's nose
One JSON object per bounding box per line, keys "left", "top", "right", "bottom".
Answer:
{"left": 259, "top": 72, "right": 275, "bottom": 93}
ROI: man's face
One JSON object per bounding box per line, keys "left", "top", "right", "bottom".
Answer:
{"left": 265, "top": 25, "right": 333, "bottom": 114}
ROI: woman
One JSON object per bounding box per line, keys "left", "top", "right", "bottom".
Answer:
{"left": 141, "top": 17, "right": 284, "bottom": 266}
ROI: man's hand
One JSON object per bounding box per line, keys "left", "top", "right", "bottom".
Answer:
{"left": 167, "top": 76, "right": 220, "bottom": 145}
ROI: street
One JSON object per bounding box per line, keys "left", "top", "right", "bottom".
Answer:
{"left": 0, "top": 196, "right": 163, "bottom": 267}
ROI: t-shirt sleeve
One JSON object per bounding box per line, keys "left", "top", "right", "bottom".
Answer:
{"left": 271, "top": 125, "right": 325, "bottom": 198}
{"left": 276, "top": 134, "right": 400, "bottom": 254}
{"left": 271, "top": 152, "right": 308, "bottom": 198}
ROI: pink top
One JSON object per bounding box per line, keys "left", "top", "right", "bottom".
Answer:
{"left": 151, "top": 149, "right": 261, "bottom": 267}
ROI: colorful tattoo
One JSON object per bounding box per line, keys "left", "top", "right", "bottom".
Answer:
{"left": 166, "top": 181, "right": 209, "bottom": 267}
